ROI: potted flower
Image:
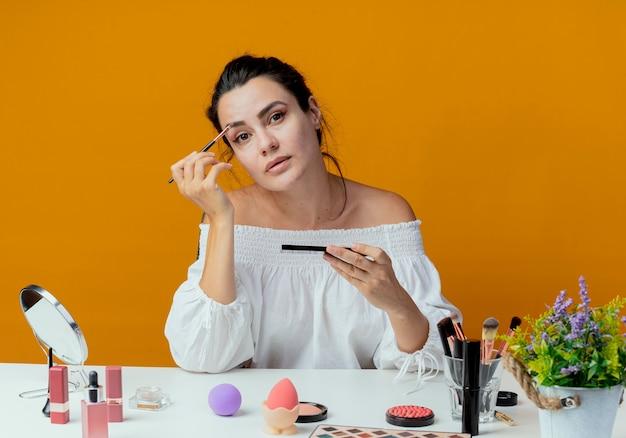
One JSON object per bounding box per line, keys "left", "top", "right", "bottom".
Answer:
{"left": 503, "top": 276, "right": 625, "bottom": 438}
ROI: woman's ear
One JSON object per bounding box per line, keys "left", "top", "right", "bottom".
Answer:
{"left": 308, "top": 95, "right": 322, "bottom": 129}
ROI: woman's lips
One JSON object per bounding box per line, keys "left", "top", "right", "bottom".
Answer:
{"left": 266, "top": 157, "right": 291, "bottom": 174}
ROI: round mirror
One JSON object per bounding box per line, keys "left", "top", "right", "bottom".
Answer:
{"left": 20, "top": 284, "right": 88, "bottom": 365}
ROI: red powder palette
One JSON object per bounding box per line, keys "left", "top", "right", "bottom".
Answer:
{"left": 308, "top": 424, "right": 470, "bottom": 437}
{"left": 386, "top": 405, "right": 434, "bottom": 427}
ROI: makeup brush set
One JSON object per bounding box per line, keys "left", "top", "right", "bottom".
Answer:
{"left": 437, "top": 316, "right": 521, "bottom": 364}
{"left": 436, "top": 316, "right": 522, "bottom": 435}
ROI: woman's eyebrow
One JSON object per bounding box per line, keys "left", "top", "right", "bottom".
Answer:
{"left": 227, "top": 100, "right": 287, "bottom": 128}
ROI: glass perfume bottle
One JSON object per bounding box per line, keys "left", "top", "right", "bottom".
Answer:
{"left": 81, "top": 371, "right": 108, "bottom": 438}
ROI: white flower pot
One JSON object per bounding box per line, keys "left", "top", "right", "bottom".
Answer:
{"left": 537, "top": 384, "right": 624, "bottom": 438}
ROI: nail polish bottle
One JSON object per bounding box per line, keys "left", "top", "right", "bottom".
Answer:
{"left": 81, "top": 371, "right": 109, "bottom": 438}
{"left": 105, "top": 366, "right": 123, "bottom": 422}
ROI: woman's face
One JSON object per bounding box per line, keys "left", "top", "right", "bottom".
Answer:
{"left": 217, "top": 76, "right": 322, "bottom": 191}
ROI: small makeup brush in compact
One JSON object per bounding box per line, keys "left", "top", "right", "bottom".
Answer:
{"left": 481, "top": 317, "right": 499, "bottom": 363}
{"left": 495, "top": 316, "right": 522, "bottom": 357}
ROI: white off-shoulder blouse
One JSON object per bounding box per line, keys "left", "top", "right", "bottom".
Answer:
{"left": 164, "top": 220, "right": 460, "bottom": 373}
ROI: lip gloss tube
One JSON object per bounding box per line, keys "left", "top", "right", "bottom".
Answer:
{"left": 81, "top": 371, "right": 109, "bottom": 438}
{"left": 462, "top": 339, "right": 481, "bottom": 436}
{"left": 105, "top": 366, "right": 123, "bottom": 422}
{"left": 49, "top": 365, "right": 69, "bottom": 424}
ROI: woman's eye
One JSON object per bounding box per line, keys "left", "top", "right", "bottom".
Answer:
{"left": 235, "top": 132, "right": 249, "bottom": 143}
{"left": 269, "top": 111, "right": 284, "bottom": 123}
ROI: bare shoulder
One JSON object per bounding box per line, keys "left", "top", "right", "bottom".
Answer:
{"left": 345, "top": 179, "right": 417, "bottom": 227}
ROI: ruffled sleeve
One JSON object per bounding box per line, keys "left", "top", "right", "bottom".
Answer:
{"left": 373, "top": 250, "right": 461, "bottom": 370}
{"left": 164, "top": 226, "right": 254, "bottom": 373}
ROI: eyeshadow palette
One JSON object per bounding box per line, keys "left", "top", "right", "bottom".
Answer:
{"left": 309, "top": 424, "right": 470, "bottom": 438}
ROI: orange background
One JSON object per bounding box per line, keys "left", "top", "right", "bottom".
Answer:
{"left": 1, "top": 1, "right": 625, "bottom": 366}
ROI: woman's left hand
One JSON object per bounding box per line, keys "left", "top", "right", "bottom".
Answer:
{"left": 323, "top": 243, "right": 414, "bottom": 316}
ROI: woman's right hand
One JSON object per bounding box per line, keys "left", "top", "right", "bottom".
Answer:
{"left": 170, "top": 151, "right": 234, "bottom": 223}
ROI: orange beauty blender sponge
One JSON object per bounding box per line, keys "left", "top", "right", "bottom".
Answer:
{"left": 266, "top": 378, "right": 298, "bottom": 410}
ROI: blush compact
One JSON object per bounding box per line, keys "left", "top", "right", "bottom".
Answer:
{"left": 296, "top": 401, "right": 328, "bottom": 423}
{"left": 385, "top": 405, "right": 435, "bottom": 427}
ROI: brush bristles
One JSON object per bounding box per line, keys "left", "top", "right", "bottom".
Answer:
{"left": 482, "top": 317, "right": 499, "bottom": 341}
{"left": 438, "top": 317, "right": 454, "bottom": 337}
{"left": 510, "top": 316, "right": 522, "bottom": 331}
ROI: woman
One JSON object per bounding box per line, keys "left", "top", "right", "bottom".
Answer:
{"left": 165, "top": 55, "right": 459, "bottom": 373}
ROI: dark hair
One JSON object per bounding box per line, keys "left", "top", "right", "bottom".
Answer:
{"left": 205, "top": 55, "right": 347, "bottom": 215}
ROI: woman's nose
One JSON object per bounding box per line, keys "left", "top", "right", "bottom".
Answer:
{"left": 258, "top": 131, "right": 278, "bottom": 156}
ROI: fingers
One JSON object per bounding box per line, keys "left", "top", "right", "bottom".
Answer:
{"left": 203, "top": 161, "right": 233, "bottom": 188}
{"left": 325, "top": 245, "right": 374, "bottom": 271}
{"left": 350, "top": 243, "right": 389, "bottom": 264}
{"left": 193, "top": 155, "right": 219, "bottom": 184}
{"left": 170, "top": 151, "right": 217, "bottom": 188}
{"left": 170, "top": 151, "right": 196, "bottom": 186}
{"left": 323, "top": 250, "right": 368, "bottom": 282}
{"left": 183, "top": 152, "right": 206, "bottom": 181}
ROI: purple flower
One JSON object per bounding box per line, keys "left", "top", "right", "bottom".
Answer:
{"left": 541, "top": 332, "right": 550, "bottom": 343}
{"left": 621, "top": 316, "right": 626, "bottom": 325}
{"left": 578, "top": 276, "right": 591, "bottom": 310}
{"left": 560, "top": 365, "right": 581, "bottom": 376}
{"left": 565, "top": 311, "right": 588, "bottom": 341}
{"left": 550, "top": 290, "right": 573, "bottom": 323}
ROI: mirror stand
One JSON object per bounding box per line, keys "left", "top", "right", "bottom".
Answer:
{"left": 18, "top": 284, "right": 89, "bottom": 416}
{"left": 18, "top": 344, "right": 86, "bottom": 400}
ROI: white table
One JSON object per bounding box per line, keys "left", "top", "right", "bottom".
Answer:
{"left": 1, "top": 363, "right": 624, "bottom": 437}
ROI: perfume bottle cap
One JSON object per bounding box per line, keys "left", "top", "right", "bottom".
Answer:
{"left": 86, "top": 370, "right": 103, "bottom": 403}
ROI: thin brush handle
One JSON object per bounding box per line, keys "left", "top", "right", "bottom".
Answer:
{"left": 168, "top": 125, "right": 231, "bottom": 184}
{"left": 483, "top": 339, "right": 495, "bottom": 363}
{"left": 496, "top": 328, "right": 515, "bottom": 355}
{"left": 453, "top": 321, "right": 466, "bottom": 340}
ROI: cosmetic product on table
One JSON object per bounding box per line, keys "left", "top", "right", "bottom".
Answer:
{"left": 209, "top": 383, "right": 242, "bottom": 416}
{"left": 49, "top": 365, "right": 69, "bottom": 424}
{"left": 496, "top": 391, "right": 518, "bottom": 407}
{"left": 129, "top": 386, "right": 171, "bottom": 411}
{"left": 494, "top": 410, "right": 517, "bottom": 426}
{"left": 263, "top": 378, "right": 300, "bottom": 435}
{"left": 385, "top": 405, "right": 434, "bottom": 427}
{"left": 105, "top": 366, "right": 123, "bottom": 422}
{"left": 309, "top": 425, "right": 470, "bottom": 437}
{"left": 462, "top": 339, "right": 481, "bottom": 436}
{"left": 81, "top": 371, "right": 108, "bottom": 438}
{"left": 296, "top": 402, "right": 327, "bottom": 423}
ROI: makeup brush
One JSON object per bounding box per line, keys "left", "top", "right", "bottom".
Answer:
{"left": 481, "top": 317, "right": 499, "bottom": 363}
{"left": 437, "top": 317, "right": 455, "bottom": 357}
{"left": 452, "top": 316, "right": 466, "bottom": 340}
{"left": 167, "top": 124, "right": 231, "bottom": 184}
{"left": 496, "top": 316, "right": 522, "bottom": 357}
